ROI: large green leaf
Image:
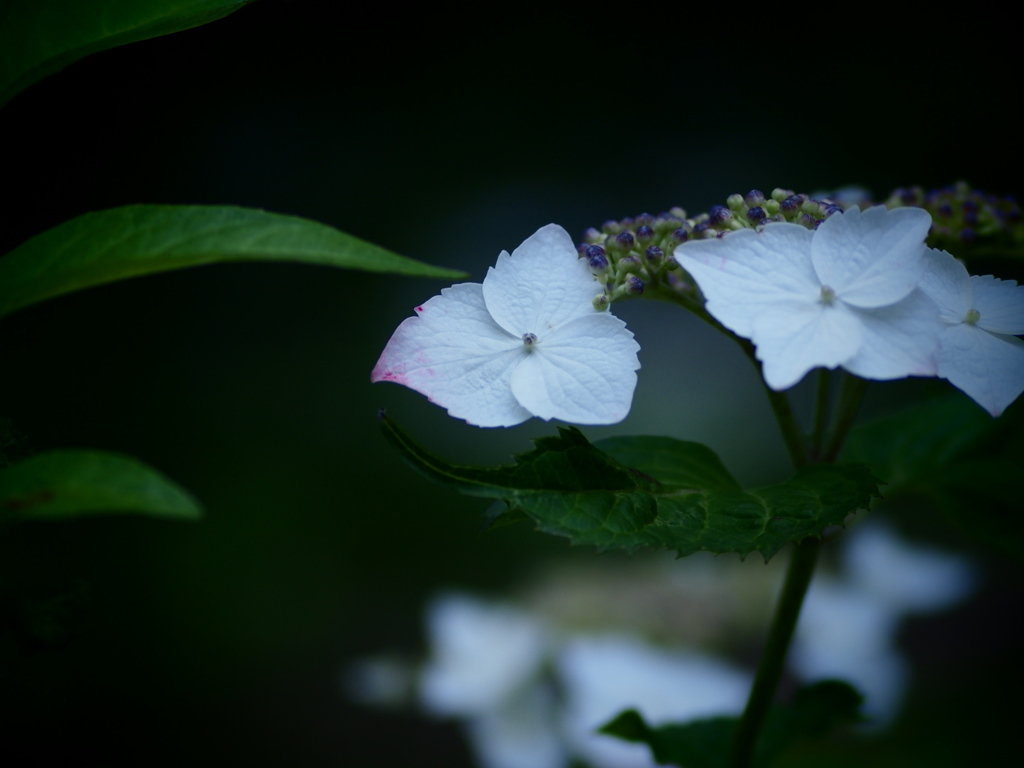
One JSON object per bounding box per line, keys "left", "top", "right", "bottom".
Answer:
{"left": 0, "top": 205, "right": 465, "bottom": 319}
{"left": 0, "top": 449, "right": 201, "bottom": 523}
{"left": 842, "top": 394, "right": 1024, "bottom": 558}
{"left": 600, "top": 680, "right": 863, "bottom": 768}
{"left": 0, "top": 0, "right": 255, "bottom": 109}
{"left": 380, "top": 417, "right": 879, "bottom": 560}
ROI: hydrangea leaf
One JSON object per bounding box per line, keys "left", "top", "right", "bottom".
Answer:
{"left": 599, "top": 680, "right": 863, "bottom": 768}
{"left": 0, "top": 0, "right": 255, "bottom": 109}
{"left": 0, "top": 449, "right": 201, "bottom": 523}
{"left": 380, "top": 416, "right": 878, "bottom": 560}
{"left": 842, "top": 394, "right": 1024, "bottom": 559}
{"left": 0, "top": 205, "right": 464, "bottom": 319}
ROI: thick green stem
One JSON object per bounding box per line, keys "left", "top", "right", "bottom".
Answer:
{"left": 730, "top": 539, "right": 821, "bottom": 768}
{"left": 654, "top": 283, "right": 861, "bottom": 767}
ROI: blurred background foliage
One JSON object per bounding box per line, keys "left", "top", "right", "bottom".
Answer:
{"left": 0, "top": 2, "right": 1021, "bottom": 765}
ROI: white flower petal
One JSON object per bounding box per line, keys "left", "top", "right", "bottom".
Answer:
{"left": 483, "top": 224, "right": 597, "bottom": 336}
{"left": 918, "top": 249, "right": 973, "bottom": 323}
{"left": 840, "top": 289, "right": 942, "bottom": 380}
{"left": 936, "top": 324, "right": 1024, "bottom": 416}
{"left": 812, "top": 206, "right": 931, "bottom": 309}
{"left": 420, "top": 593, "right": 549, "bottom": 716}
{"left": 509, "top": 314, "right": 640, "bottom": 425}
{"left": 970, "top": 274, "right": 1024, "bottom": 335}
{"left": 752, "top": 300, "right": 863, "bottom": 390}
{"left": 371, "top": 283, "right": 533, "bottom": 427}
{"left": 675, "top": 224, "right": 818, "bottom": 338}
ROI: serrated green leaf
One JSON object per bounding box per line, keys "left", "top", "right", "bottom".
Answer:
{"left": 842, "top": 394, "right": 1024, "bottom": 559}
{"left": 600, "top": 680, "right": 863, "bottom": 768}
{"left": 380, "top": 417, "right": 879, "bottom": 560}
{"left": 0, "top": 0, "right": 255, "bottom": 109}
{"left": 0, "top": 205, "right": 465, "bottom": 319}
{"left": 0, "top": 449, "right": 201, "bottom": 523}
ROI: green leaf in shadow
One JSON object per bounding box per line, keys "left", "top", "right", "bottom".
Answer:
{"left": 842, "top": 394, "right": 1024, "bottom": 559}
{"left": 600, "top": 680, "right": 864, "bottom": 767}
{"left": 380, "top": 416, "right": 879, "bottom": 560}
{"left": 0, "top": 449, "right": 201, "bottom": 523}
{"left": 0, "top": 205, "right": 466, "bottom": 319}
{"left": 0, "top": 0, "right": 256, "bottom": 109}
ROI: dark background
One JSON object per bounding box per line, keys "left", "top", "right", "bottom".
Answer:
{"left": 1, "top": 3, "right": 1021, "bottom": 765}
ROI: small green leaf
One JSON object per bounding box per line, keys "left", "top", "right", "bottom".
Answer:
{"left": 0, "top": 449, "right": 201, "bottom": 523}
{"left": 842, "top": 394, "right": 1024, "bottom": 558}
{"left": 600, "top": 681, "right": 863, "bottom": 768}
{"left": 0, "top": 0, "right": 255, "bottom": 109}
{"left": 0, "top": 205, "right": 465, "bottom": 319}
{"left": 380, "top": 417, "right": 879, "bottom": 560}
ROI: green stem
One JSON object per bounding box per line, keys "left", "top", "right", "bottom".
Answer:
{"left": 650, "top": 285, "right": 809, "bottom": 468}
{"left": 822, "top": 374, "right": 868, "bottom": 463}
{"left": 809, "top": 369, "right": 832, "bottom": 463}
{"left": 730, "top": 538, "right": 821, "bottom": 768}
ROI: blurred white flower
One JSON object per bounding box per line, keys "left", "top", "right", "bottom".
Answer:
{"left": 419, "top": 593, "right": 550, "bottom": 716}
{"left": 675, "top": 207, "right": 942, "bottom": 390}
{"left": 793, "top": 522, "right": 977, "bottom": 725}
{"left": 557, "top": 635, "right": 750, "bottom": 768}
{"left": 372, "top": 224, "right": 640, "bottom": 426}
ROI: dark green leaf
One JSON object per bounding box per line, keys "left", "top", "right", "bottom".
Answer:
{"left": 842, "top": 394, "right": 1024, "bottom": 558}
{"left": 0, "top": 205, "right": 465, "bottom": 319}
{"left": 600, "top": 681, "right": 863, "bottom": 767}
{"left": 0, "top": 0, "right": 255, "bottom": 109}
{"left": 381, "top": 417, "right": 879, "bottom": 560}
{"left": 0, "top": 449, "right": 201, "bottom": 523}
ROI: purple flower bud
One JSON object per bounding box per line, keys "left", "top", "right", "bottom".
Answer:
{"left": 709, "top": 205, "right": 732, "bottom": 224}
{"left": 586, "top": 245, "right": 609, "bottom": 274}
{"left": 626, "top": 275, "right": 644, "bottom": 295}
{"left": 800, "top": 214, "right": 817, "bottom": 229}
{"left": 615, "top": 231, "right": 636, "bottom": 251}
{"left": 645, "top": 245, "right": 663, "bottom": 264}
{"left": 745, "top": 190, "right": 766, "bottom": 207}
{"left": 937, "top": 204, "right": 953, "bottom": 219}
{"left": 636, "top": 225, "right": 655, "bottom": 243}
{"left": 960, "top": 227, "right": 976, "bottom": 243}
{"left": 747, "top": 206, "right": 767, "bottom": 223}
{"left": 780, "top": 196, "right": 802, "bottom": 217}
{"left": 823, "top": 204, "right": 843, "bottom": 217}
{"left": 635, "top": 212, "right": 654, "bottom": 227}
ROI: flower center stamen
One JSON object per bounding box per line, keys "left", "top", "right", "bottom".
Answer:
{"left": 522, "top": 332, "right": 539, "bottom": 347}
{"left": 819, "top": 285, "right": 837, "bottom": 306}
{"left": 965, "top": 308, "right": 981, "bottom": 325}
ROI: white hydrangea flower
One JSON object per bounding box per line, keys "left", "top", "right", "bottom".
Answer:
{"left": 918, "top": 249, "right": 1024, "bottom": 416}
{"left": 372, "top": 224, "right": 641, "bottom": 427}
{"left": 675, "top": 206, "right": 943, "bottom": 390}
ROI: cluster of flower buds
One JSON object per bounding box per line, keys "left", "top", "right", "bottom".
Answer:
{"left": 578, "top": 190, "right": 846, "bottom": 307}
{"left": 577, "top": 210, "right": 689, "bottom": 308}
{"left": 884, "top": 182, "right": 1023, "bottom": 253}
{"left": 583, "top": 183, "right": 1022, "bottom": 308}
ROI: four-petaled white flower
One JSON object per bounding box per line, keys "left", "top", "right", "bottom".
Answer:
{"left": 371, "top": 224, "right": 641, "bottom": 427}
{"left": 675, "top": 206, "right": 944, "bottom": 391}
{"left": 918, "top": 249, "right": 1024, "bottom": 416}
